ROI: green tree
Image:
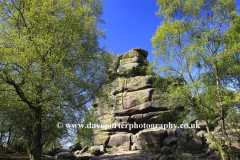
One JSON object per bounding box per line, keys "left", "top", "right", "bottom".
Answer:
{"left": 0, "top": 0, "right": 112, "bottom": 159}
{"left": 75, "top": 107, "right": 99, "bottom": 147}
{"left": 0, "top": 67, "right": 94, "bottom": 154}
{"left": 151, "top": 0, "right": 239, "bottom": 159}
{"left": 220, "top": 15, "right": 240, "bottom": 92}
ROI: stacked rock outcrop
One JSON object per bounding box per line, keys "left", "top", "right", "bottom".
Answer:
{"left": 91, "top": 48, "right": 185, "bottom": 151}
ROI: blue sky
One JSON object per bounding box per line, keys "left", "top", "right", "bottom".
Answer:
{"left": 99, "top": 0, "right": 160, "bottom": 63}
{"left": 99, "top": 0, "right": 240, "bottom": 64}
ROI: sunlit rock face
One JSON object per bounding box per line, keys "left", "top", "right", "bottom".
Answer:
{"left": 91, "top": 48, "right": 184, "bottom": 151}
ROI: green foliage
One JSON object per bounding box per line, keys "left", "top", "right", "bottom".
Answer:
{"left": 220, "top": 15, "right": 240, "bottom": 91}
{"left": 0, "top": 0, "right": 112, "bottom": 159}
{"left": 0, "top": 90, "right": 71, "bottom": 151}
{"left": 0, "top": 99, "right": 34, "bottom": 149}
{"left": 75, "top": 107, "right": 99, "bottom": 147}
{"left": 152, "top": 75, "right": 191, "bottom": 125}
{"left": 42, "top": 140, "right": 63, "bottom": 155}
{"left": 232, "top": 147, "right": 240, "bottom": 158}
{"left": 152, "top": 0, "right": 239, "bottom": 159}
{"left": 10, "top": 140, "right": 28, "bottom": 153}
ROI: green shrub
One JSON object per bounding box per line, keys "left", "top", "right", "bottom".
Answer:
{"left": 42, "top": 147, "right": 49, "bottom": 155}
{"left": 11, "top": 140, "right": 28, "bottom": 153}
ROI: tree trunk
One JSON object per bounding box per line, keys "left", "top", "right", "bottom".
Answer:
{"left": 0, "top": 131, "right": 3, "bottom": 146}
{"left": 7, "top": 127, "right": 12, "bottom": 148}
{"left": 30, "top": 107, "right": 42, "bottom": 160}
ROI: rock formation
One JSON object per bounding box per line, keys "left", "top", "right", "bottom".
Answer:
{"left": 91, "top": 48, "right": 185, "bottom": 151}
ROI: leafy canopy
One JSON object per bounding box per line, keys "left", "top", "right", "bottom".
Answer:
{"left": 0, "top": 0, "right": 112, "bottom": 159}
{"left": 0, "top": 0, "right": 112, "bottom": 110}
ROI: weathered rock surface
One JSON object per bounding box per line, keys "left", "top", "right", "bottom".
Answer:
{"left": 48, "top": 148, "right": 60, "bottom": 156}
{"left": 74, "top": 146, "right": 88, "bottom": 156}
{"left": 175, "top": 150, "right": 194, "bottom": 158}
{"left": 68, "top": 143, "right": 82, "bottom": 152}
{"left": 107, "top": 133, "right": 132, "bottom": 151}
{"left": 162, "top": 137, "right": 178, "bottom": 147}
{"left": 177, "top": 128, "right": 204, "bottom": 152}
{"left": 55, "top": 149, "right": 68, "bottom": 155}
{"left": 91, "top": 48, "right": 187, "bottom": 152}
{"left": 135, "top": 128, "right": 167, "bottom": 149}
{"left": 93, "top": 132, "right": 110, "bottom": 146}
{"left": 160, "top": 146, "right": 172, "bottom": 155}
{"left": 88, "top": 145, "right": 106, "bottom": 153}
{"left": 56, "top": 152, "right": 75, "bottom": 160}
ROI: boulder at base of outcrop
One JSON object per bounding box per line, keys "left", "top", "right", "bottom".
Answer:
{"left": 160, "top": 146, "right": 172, "bottom": 155}
{"left": 68, "top": 143, "right": 82, "bottom": 152}
{"left": 77, "top": 154, "right": 92, "bottom": 160}
{"left": 177, "top": 128, "right": 204, "bottom": 153}
{"left": 88, "top": 145, "right": 106, "bottom": 153}
{"left": 88, "top": 147, "right": 101, "bottom": 156}
{"left": 162, "top": 137, "right": 178, "bottom": 147}
{"left": 55, "top": 149, "right": 68, "bottom": 155}
{"left": 135, "top": 128, "right": 167, "bottom": 150}
{"left": 48, "top": 148, "right": 60, "bottom": 156}
{"left": 107, "top": 133, "right": 132, "bottom": 151}
{"left": 56, "top": 152, "right": 75, "bottom": 160}
{"left": 94, "top": 132, "right": 110, "bottom": 146}
{"left": 175, "top": 150, "right": 194, "bottom": 159}
{"left": 74, "top": 146, "right": 88, "bottom": 156}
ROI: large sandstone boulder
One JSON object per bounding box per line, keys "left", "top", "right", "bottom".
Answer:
{"left": 88, "top": 145, "right": 105, "bottom": 153}
{"left": 107, "top": 133, "right": 132, "bottom": 151}
{"left": 48, "top": 148, "right": 60, "bottom": 156}
{"left": 167, "top": 128, "right": 178, "bottom": 137}
{"left": 160, "top": 146, "right": 172, "bottom": 155}
{"left": 162, "top": 137, "right": 178, "bottom": 147}
{"left": 68, "top": 143, "right": 82, "bottom": 152}
{"left": 74, "top": 146, "right": 88, "bottom": 156}
{"left": 175, "top": 150, "right": 194, "bottom": 159}
{"left": 94, "top": 132, "right": 110, "bottom": 146}
{"left": 56, "top": 152, "right": 75, "bottom": 160}
{"left": 135, "top": 128, "right": 167, "bottom": 149}
{"left": 55, "top": 149, "right": 68, "bottom": 155}
{"left": 177, "top": 128, "right": 204, "bottom": 152}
